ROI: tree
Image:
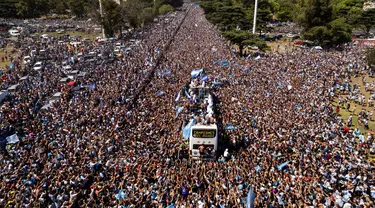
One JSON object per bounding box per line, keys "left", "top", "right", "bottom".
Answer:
{"left": 122, "top": 0, "right": 148, "bottom": 28}
{"left": 299, "top": 0, "right": 353, "bottom": 46}
{"left": 355, "top": 9, "right": 375, "bottom": 36}
{"left": 329, "top": 18, "right": 352, "bottom": 45}
{"left": 68, "top": 0, "right": 86, "bottom": 17}
{"left": 164, "top": 0, "right": 183, "bottom": 8}
{"left": 100, "top": 0, "right": 122, "bottom": 37}
{"left": 222, "top": 30, "right": 268, "bottom": 55}
{"left": 15, "top": 0, "right": 51, "bottom": 18}
{"left": 303, "top": 18, "right": 351, "bottom": 46}
{"left": 243, "top": 1, "right": 273, "bottom": 34}
{"left": 0, "top": 0, "right": 18, "bottom": 18}
{"left": 256, "top": 7, "right": 273, "bottom": 35}
{"left": 141, "top": 7, "right": 156, "bottom": 25}
{"left": 276, "top": 0, "right": 299, "bottom": 22}
{"left": 303, "top": 26, "right": 331, "bottom": 45}
{"left": 52, "top": 0, "right": 68, "bottom": 15}
{"left": 299, "top": 0, "right": 333, "bottom": 29}
{"left": 332, "top": 0, "right": 364, "bottom": 19}
{"left": 159, "top": 4, "right": 174, "bottom": 15}
{"left": 201, "top": 0, "right": 251, "bottom": 31}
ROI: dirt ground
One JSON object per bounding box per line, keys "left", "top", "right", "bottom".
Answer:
{"left": 266, "top": 39, "right": 295, "bottom": 52}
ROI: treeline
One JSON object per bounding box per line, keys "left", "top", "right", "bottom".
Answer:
{"left": 298, "top": 0, "right": 375, "bottom": 46}
{"left": 200, "top": 0, "right": 275, "bottom": 54}
{"left": 98, "top": 0, "right": 182, "bottom": 37}
{"left": 0, "top": 0, "right": 183, "bottom": 37}
{"left": 0, "top": 0, "right": 182, "bottom": 21}
{"left": 200, "top": 0, "right": 375, "bottom": 48}
{"left": 0, "top": 0, "right": 97, "bottom": 18}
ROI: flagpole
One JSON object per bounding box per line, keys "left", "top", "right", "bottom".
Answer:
{"left": 252, "top": 0, "right": 258, "bottom": 34}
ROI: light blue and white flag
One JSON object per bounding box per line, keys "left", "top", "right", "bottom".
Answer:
{"left": 224, "top": 124, "right": 237, "bottom": 130}
{"left": 166, "top": 204, "right": 175, "bottom": 208}
{"left": 161, "top": 69, "right": 172, "bottom": 77}
{"left": 176, "top": 106, "right": 184, "bottom": 118}
{"left": 175, "top": 91, "right": 181, "bottom": 102}
{"left": 156, "top": 90, "right": 165, "bottom": 96}
{"left": 246, "top": 187, "right": 256, "bottom": 208}
{"left": 243, "top": 66, "right": 252, "bottom": 72}
{"left": 200, "top": 74, "right": 208, "bottom": 82}
{"left": 191, "top": 68, "right": 203, "bottom": 78}
{"left": 183, "top": 119, "right": 196, "bottom": 139}
{"left": 185, "top": 89, "right": 191, "bottom": 99}
{"left": 6, "top": 134, "right": 19, "bottom": 144}
{"left": 277, "top": 161, "right": 290, "bottom": 171}
{"left": 9, "top": 61, "right": 15, "bottom": 70}
{"left": 115, "top": 190, "right": 126, "bottom": 201}
{"left": 221, "top": 59, "right": 229, "bottom": 67}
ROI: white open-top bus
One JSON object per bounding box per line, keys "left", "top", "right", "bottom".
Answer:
{"left": 185, "top": 73, "right": 218, "bottom": 159}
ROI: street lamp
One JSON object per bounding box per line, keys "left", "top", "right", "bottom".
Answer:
{"left": 252, "top": 0, "right": 258, "bottom": 34}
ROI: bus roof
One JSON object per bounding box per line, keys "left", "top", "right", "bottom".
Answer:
{"left": 191, "top": 124, "right": 217, "bottom": 129}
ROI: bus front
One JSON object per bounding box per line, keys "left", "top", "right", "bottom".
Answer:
{"left": 189, "top": 125, "right": 218, "bottom": 159}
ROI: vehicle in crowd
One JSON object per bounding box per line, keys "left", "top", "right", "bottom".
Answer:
{"left": 190, "top": 121, "right": 218, "bottom": 159}
{"left": 41, "top": 34, "right": 49, "bottom": 39}
{"left": 66, "top": 70, "right": 79, "bottom": 80}
{"left": 33, "top": 61, "right": 44, "bottom": 71}
{"left": 50, "top": 92, "right": 61, "bottom": 103}
{"left": 56, "top": 29, "right": 65, "bottom": 34}
{"left": 23, "top": 56, "right": 32, "bottom": 65}
{"left": 184, "top": 71, "right": 218, "bottom": 159}
{"left": 7, "top": 84, "right": 19, "bottom": 94}
{"left": 0, "top": 90, "right": 8, "bottom": 103}
{"left": 8, "top": 27, "right": 22, "bottom": 36}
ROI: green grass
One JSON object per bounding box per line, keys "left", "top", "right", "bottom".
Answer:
{"left": 332, "top": 100, "right": 375, "bottom": 133}
{"left": 332, "top": 75, "right": 375, "bottom": 161}
{"left": 39, "top": 31, "right": 100, "bottom": 41}
{"left": 0, "top": 46, "right": 17, "bottom": 68}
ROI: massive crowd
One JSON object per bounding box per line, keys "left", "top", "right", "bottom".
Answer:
{"left": 0, "top": 3, "right": 375, "bottom": 208}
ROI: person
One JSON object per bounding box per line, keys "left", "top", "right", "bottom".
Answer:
{"left": 1, "top": 5, "right": 375, "bottom": 208}
{"left": 223, "top": 148, "right": 229, "bottom": 161}
{"left": 199, "top": 145, "right": 205, "bottom": 155}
